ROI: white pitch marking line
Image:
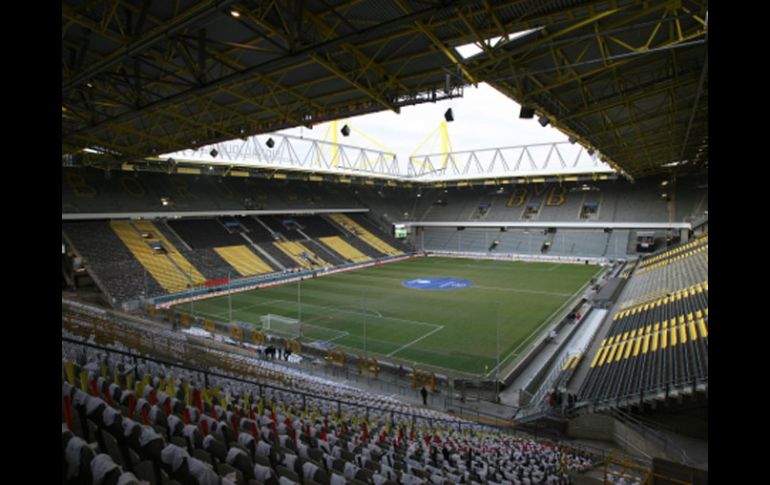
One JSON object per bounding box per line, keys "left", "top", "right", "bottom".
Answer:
{"left": 318, "top": 331, "right": 350, "bottom": 344}
{"left": 196, "top": 298, "right": 285, "bottom": 320}
{"left": 387, "top": 325, "right": 445, "bottom": 357}
{"left": 484, "top": 266, "right": 603, "bottom": 377}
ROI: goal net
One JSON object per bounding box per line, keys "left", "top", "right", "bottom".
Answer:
{"left": 260, "top": 314, "right": 301, "bottom": 339}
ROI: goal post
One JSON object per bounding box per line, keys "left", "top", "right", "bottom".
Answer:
{"left": 260, "top": 314, "right": 301, "bottom": 339}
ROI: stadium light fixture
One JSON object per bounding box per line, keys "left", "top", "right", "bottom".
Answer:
{"left": 538, "top": 115, "right": 550, "bottom": 127}
{"left": 266, "top": 138, "right": 275, "bottom": 148}
{"left": 519, "top": 106, "right": 535, "bottom": 119}
{"left": 587, "top": 148, "right": 595, "bottom": 156}
{"left": 341, "top": 124, "right": 351, "bottom": 137}
{"left": 209, "top": 148, "right": 218, "bottom": 158}
{"left": 230, "top": 10, "right": 240, "bottom": 18}
{"left": 444, "top": 108, "right": 454, "bottom": 122}
{"left": 568, "top": 136, "right": 577, "bottom": 144}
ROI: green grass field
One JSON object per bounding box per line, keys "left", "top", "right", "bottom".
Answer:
{"left": 175, "top": 257, "right": 601, "bottom": 376}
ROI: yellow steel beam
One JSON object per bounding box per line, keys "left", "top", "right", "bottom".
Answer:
{"left": 64, "top": 0, "right": 239, "bottom": 91}
{"left": 472, "top": 5, "right": 629, "bottom": 76}
{"left": 245, "top": 14, "right": 407, "bottom": 117}
{"left": 65, "top": 5, "right": 320, "bottom": 129}
{"left": 72, "top": 0, "right": 697, "bottom": 158}
{"left": 350, "top": 126, "right": 396, "bottom": 158}
{"left": 559, "top": 77, "right": 694, "bottom": 122}
{"left": 393, "top": 0, "right": 478, "bottom": 86}
{"left": 304, "top": 9, "right": 410, "bottom": 94}
{"left": 66, "top": 34, "right": 319, "bottom": 141}
{"left": 482, "top": 0, "right": 508, "bottom": 42}
{"left": 310, "top": 53, "right": 400, "bottom": 113}
{"left": 61, "top": 2, "right": 508, "bottom": 142}
{"left": 457, "top": 9, "right": 498, "bottom": 59}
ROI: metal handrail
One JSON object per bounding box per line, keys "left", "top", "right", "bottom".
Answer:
{"left": 609, "top": 408, "right": 692, "bottom": 465}
{"left": 60, "top": 334, "right": 492, "bottom": 433}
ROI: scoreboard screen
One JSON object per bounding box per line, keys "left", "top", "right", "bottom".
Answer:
{"left": 393, "top": 224, "right": 408, "bottom": 238}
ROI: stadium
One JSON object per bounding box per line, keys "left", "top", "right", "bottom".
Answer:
{"left": 62, "top": 1, "right": 708, "bottom": 484}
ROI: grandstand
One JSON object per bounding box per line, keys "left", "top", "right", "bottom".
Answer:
{"left": 63, "top": 1, "right": 707, "bottom": 484}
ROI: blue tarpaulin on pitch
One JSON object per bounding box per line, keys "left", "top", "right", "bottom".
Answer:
{"left": 402, "top": 277, "right": 473, "bottom": 290}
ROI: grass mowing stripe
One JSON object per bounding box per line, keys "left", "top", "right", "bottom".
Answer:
{"left": 485, "top": 265, "right": 603, "bottom": 378}
{"left": 472, "top": 285, "right": 572, "bottom": 297}
{"left": 172, "top": 257, "right": 600, "bottom": 374}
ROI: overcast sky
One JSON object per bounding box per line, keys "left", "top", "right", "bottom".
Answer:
{"left": 276, "top": 83, "right": 580, "bottom": 172}
{"left": 169, "top": 82, "right": 611, "bottom": 178}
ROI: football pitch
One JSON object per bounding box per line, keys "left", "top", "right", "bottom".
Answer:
{"left": 174, "top": 257, "right": 601, "bottom": 376}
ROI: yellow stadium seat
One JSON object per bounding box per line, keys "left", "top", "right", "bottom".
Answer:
{"left": 319, "top": 236, "right": 371, "bottom": 263}
{"left": 214, "top": 245, "right": 273, "bottom": 276}
{"left": 590, "top": 350, "right": 603, "bottom": 368}
{"left": 600, "top": 335, "right": 619, "bottom": 366}
{"left": 660, "top": 321, "right": 667, "bottom": 349}
{"left": 633, "top": 333, "right": 643, "bottom": 356}
{"left": 328, "top": 214, "right": 401, "bottom": 256}
{"left": 624, "top": 331, "right": 636, "bottom": 360}
{"left": 590, "top": 339, "right": 607, "bottom": 368}
{"left": 275, "top": 241, "right": 328, "bottom": 269}
{"left": 111, "top": 221, "right": 205, "bottom": 292}
{"left": 698, "top": 319, "right": 708, "bottom": 339}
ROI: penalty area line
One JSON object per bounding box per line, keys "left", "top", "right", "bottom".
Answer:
{"left": 387, "top": 325, "right": 444, "bottom": 357}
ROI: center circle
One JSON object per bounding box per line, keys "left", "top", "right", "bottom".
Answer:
{"left": 402, "top": 277, "right": 473, "bottom": 290}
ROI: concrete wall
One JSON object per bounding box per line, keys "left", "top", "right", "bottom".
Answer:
{"left": 568, "top": 413, "right": 616, "bottom": 441}
{"left": 567, "top": 414, "right": 680, "bottom": 463}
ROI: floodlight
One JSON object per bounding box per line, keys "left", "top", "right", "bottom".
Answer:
{"left": 519, "top": 106, "right": 535, "bottom": 119}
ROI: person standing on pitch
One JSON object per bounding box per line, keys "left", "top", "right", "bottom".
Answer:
{"left": 421, "top": 386, "right": 428, "bottom": 406}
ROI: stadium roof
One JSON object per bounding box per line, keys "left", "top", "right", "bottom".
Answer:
{"left": 63, "top": 0, "right": 707, "bottom": 180}
{"left": 469, "top": 1, "right": 708, "bottom": 179}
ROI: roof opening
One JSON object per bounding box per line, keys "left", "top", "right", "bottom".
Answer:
{"left": 454, "top": 28, "right": 542, "bottom": 60}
